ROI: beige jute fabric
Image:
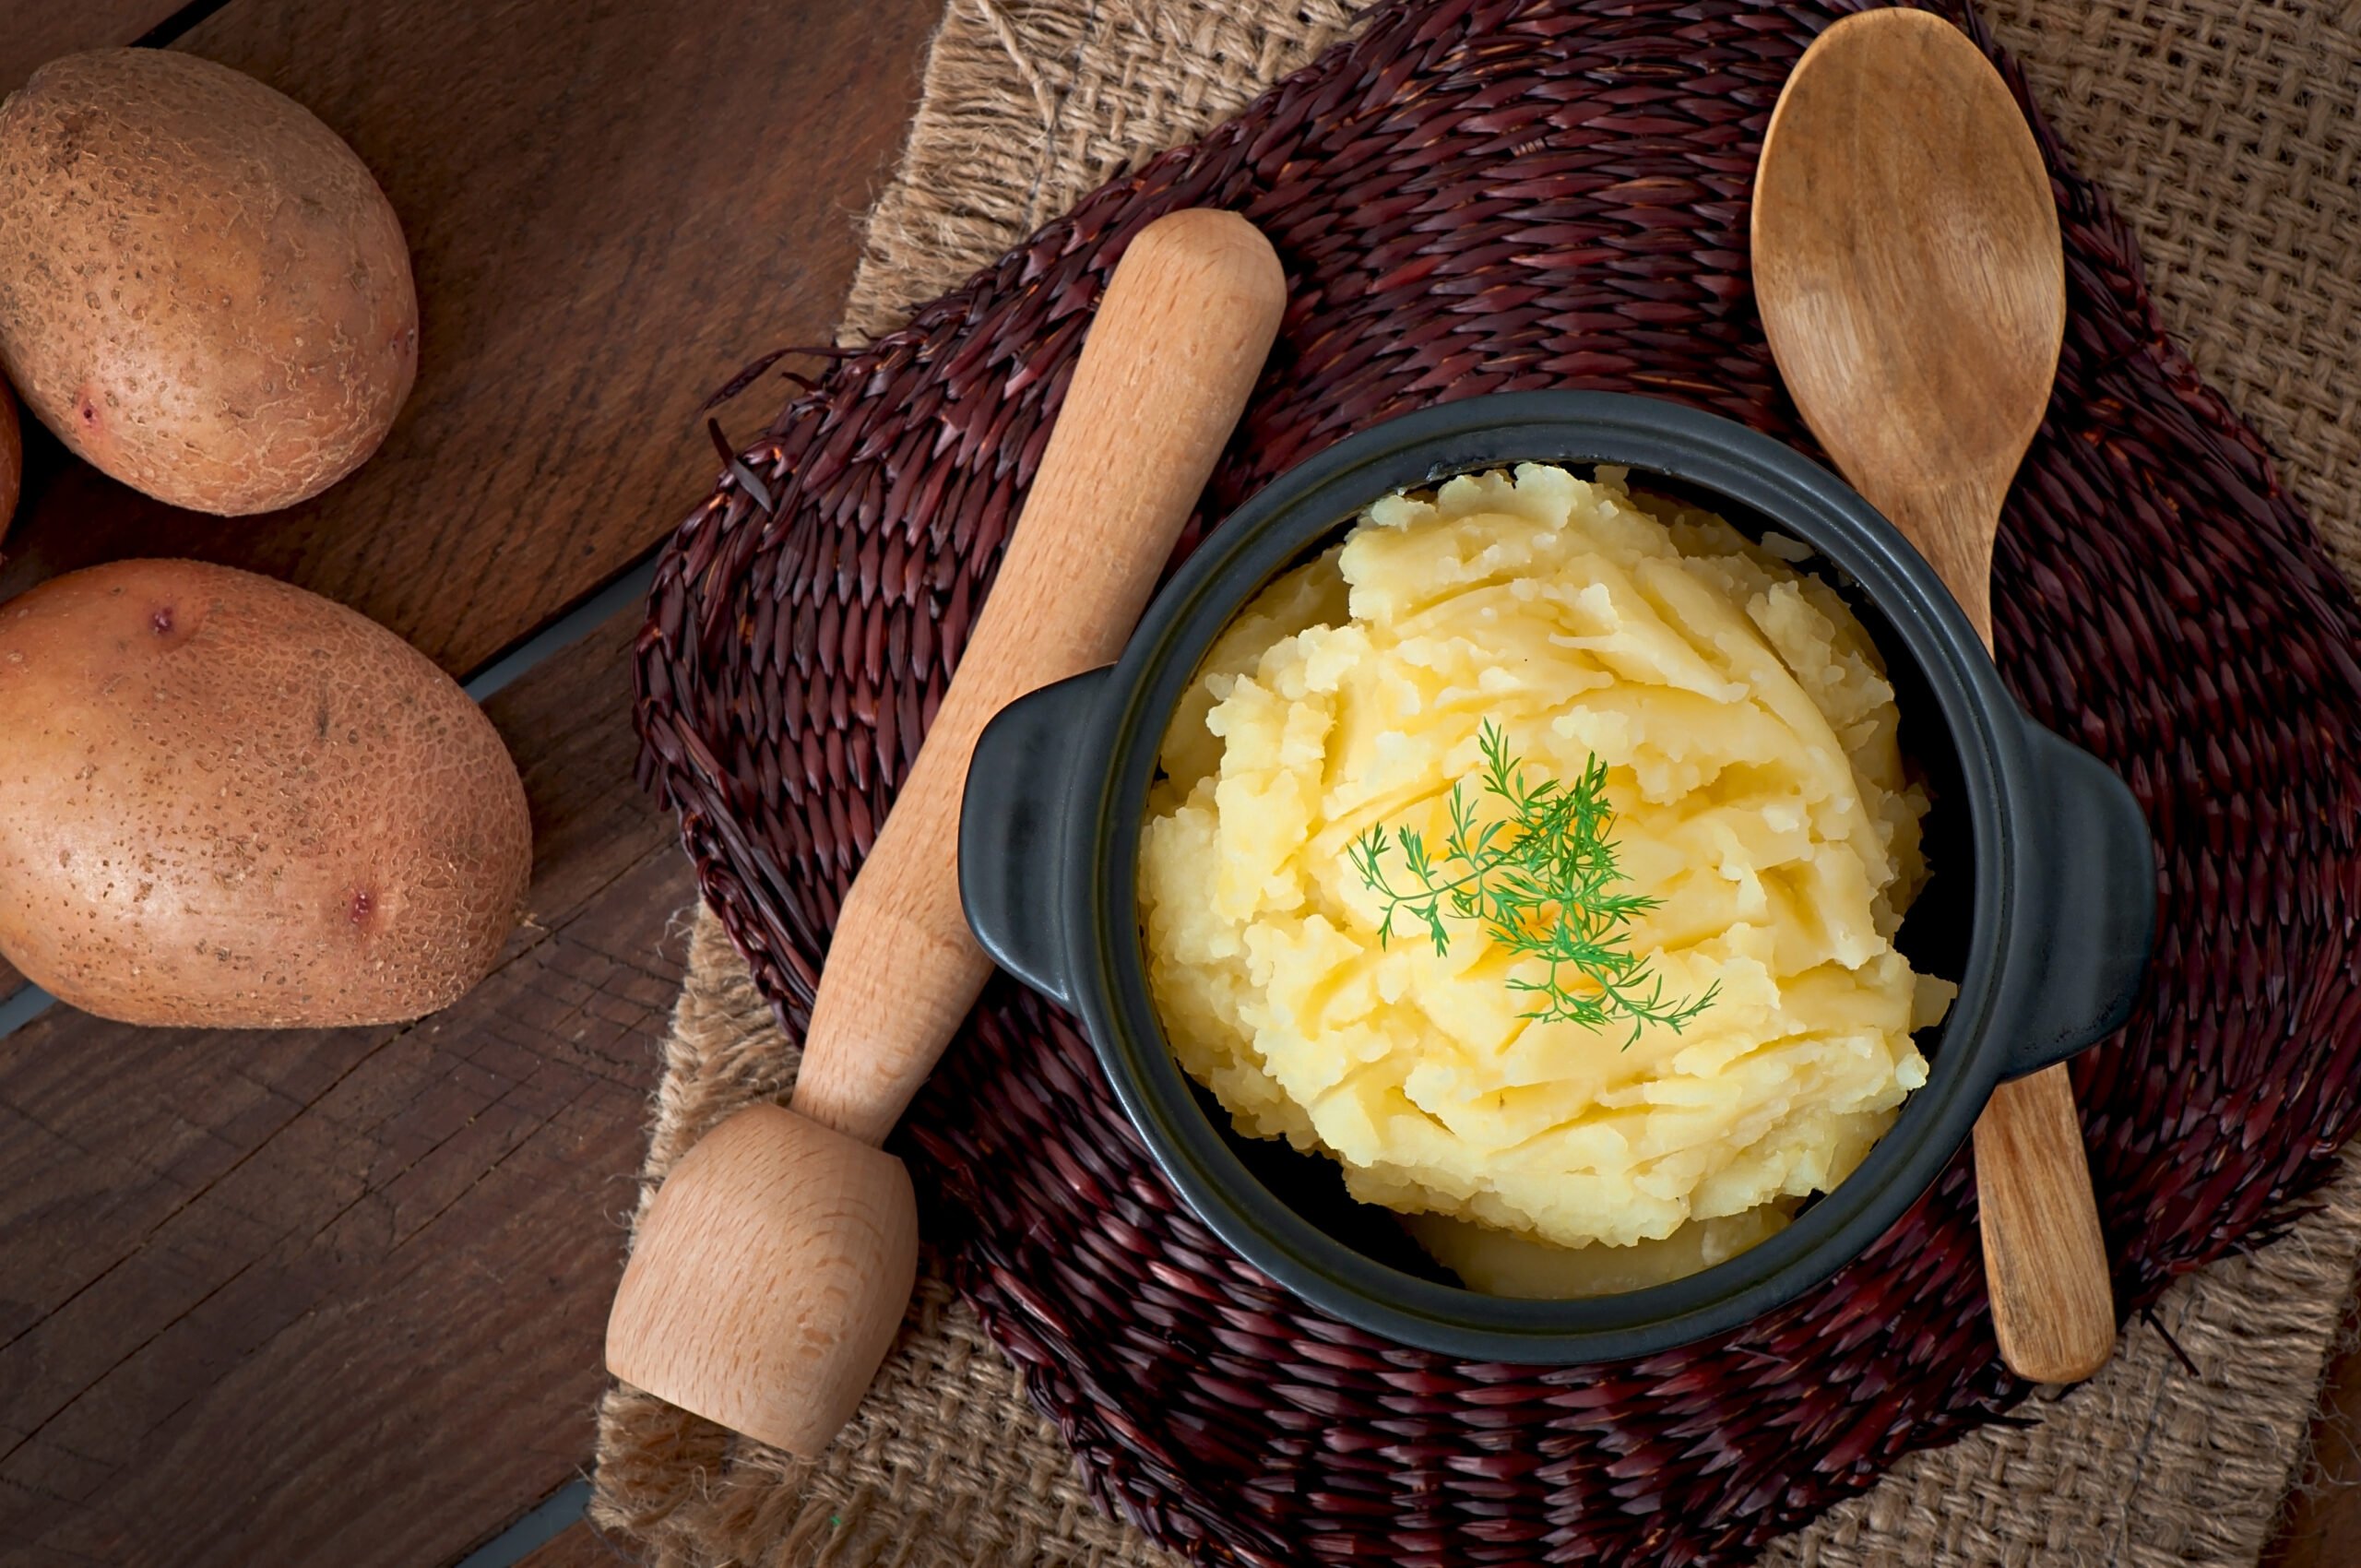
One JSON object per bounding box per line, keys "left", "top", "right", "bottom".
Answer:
{"left": 593, "top": 1, "right": 2361, "bottom": 1562}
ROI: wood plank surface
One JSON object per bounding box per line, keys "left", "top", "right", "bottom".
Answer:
{"left": 0, "top": 0, "right": 941, "bottom": 1562}
{"left": 0, "top": 0, "right": 937, "bottom": 676}
{"left": 0, "top": 612, "right": 690, "bottom": 1568}
{"left": 0, "top": 2, "right": 189, "bottom": 93}
{"left": 3, "top": 0, "right": 2356, "bottom": 1563}
{"left": 520, "top": 1520, "right": 634, "bottom": 1568}
{"left": 2266, "top": 1282, "right": 2361, "bottom": 1568}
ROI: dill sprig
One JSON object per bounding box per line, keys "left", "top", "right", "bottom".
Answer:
{"left": 1347, "top": 721, "right": 1718, "bottom": 1045}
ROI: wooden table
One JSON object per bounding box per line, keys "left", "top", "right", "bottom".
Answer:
{"left": 0, "top": 6, "right": 2349, "bottom": 1566}
{"left": 0, "top": 3, "right": 940, "bottom": 1562}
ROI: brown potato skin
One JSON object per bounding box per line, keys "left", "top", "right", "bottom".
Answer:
{"left": 0, "top": 52, "right": 417, "bottom": 517}
{"left": 0, "top": 382, "right": 18, "bottom": 537}
{"left": 0, "top": 561, "right": 530, "bottom": 1028}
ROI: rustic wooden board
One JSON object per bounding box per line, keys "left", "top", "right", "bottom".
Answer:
{"left": 0, "top": 612, "right": 694, "bottom": 1568}
{"left": 518, "top": 1520, "right": 632, "bottom": 1568}
{"left": 1, "top": 0, "right": 2355, "bottom": 1562}
{"left": 0, "top": 0, "right": 940, "bottom": 1557}
{"left": 0, "top": 2, "right": 189, "bottom": 93}
{"left": 2265, "top": 1286, "right": 2361, "bottom": 1568}
{"left": 0, "top": 0, "right": 936, "bottom": 676}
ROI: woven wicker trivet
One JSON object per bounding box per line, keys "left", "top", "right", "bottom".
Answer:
{"left": 599, "top": 1, "right": 2361, "bottom": 1563}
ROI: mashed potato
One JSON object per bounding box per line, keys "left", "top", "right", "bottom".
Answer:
{"left": 1137, "top": 463, "right": 1954, "bottom": 1292}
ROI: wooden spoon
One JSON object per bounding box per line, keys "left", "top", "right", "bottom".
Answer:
{"left": 606, "top": 208, "right": 1287, "bottom": 1452}
{"left": 1753, "top": 9, "right": 2115, "bottom": 1384}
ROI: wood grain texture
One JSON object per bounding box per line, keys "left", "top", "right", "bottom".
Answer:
{"left": 2267, "top": 1278, "right": 2361, "bottom": 1568}
{"left": 609, "top": 1102, "right": 919, "bottom": 1455}
{"left": 1753, "top": 6, "right": 2061, "bottom": 647}
{"left": 0, "top": 0, "right": 941, "bottom": 1557}
{"left": 0, "top": 0, "right": 2347, "bottom": 1555}
{"left": 0, "top": 2, "right": 189, "bottom": 94}
{"left": 791, "top": 210, "right": 1285, "bottom": 1146}
{"left": 1753, "top": 6, "right": 2114, "bottom": 1386}
{"left": 1970, "top": 1068, "right": 2115, "bottom": 1382}
{"left": 0, "top": 0, "right": 940, "bottom": 676}
{"left": 0, "top": 611, "right": 690, "bottom": 1568}
{"left": 519, "top": 1520, "right": 635, "bottom": 1568}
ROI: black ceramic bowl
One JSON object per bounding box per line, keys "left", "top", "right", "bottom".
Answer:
{"left": 958, "top": 391, "right": 2153, "bottom": 1362}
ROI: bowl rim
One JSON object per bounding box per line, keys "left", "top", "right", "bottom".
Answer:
{"left": 1062, "top": 390, "right": 2044, "bottom": 1360}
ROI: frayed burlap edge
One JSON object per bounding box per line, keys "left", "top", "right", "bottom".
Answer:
{"left": 595, "top": 910, "right": 1180, "bottom": 1568}
{"left": 596, "top": 2, "right": 2361, "bottom": 1563}
{"left": 836, "top": 0, "right": 1368, "bottom": 343}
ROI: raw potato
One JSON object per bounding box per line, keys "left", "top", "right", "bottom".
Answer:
{"left": 0, "top": 561, "right": 530, "bottom": 1028}
{"left": 0, "top": 51, "right": 418, "bottom": 516}
{"left": 1138, "top": 464, "right": 1956, "bottom": 1284}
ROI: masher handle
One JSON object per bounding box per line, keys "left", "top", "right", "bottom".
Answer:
{"left": 788, "top": 208, "right": 1285, "bottom": 1146}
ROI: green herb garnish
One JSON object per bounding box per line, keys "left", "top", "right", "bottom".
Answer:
{"left": 1347, "top": 721, "right": 1718, "bottom": 1045}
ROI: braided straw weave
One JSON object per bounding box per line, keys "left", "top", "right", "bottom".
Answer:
{"left": 616, "top": 0, "right": 2361, "bottom": 1562}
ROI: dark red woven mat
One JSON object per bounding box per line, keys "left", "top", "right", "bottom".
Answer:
{"left": 634, "top": 0, "right": 2361, "bottom": 1562}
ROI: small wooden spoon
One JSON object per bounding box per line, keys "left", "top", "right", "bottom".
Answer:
{"left": 606, "top": 208, "right": 1287, "bottom": 1452}
{"left": 1753, "top": 9, "right": 2115, "bottom": 1384}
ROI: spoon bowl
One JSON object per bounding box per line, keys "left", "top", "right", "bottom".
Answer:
{"left": 1754, "top": 6, "right": 2062, "bottom": 637}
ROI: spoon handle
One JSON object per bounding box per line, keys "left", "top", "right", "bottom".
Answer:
{"left": 1878, "top": 488, "right": 1999, "bottom": 644}
{"left": 787, "top": 208, "right": 1286, "bottom": 1148}
{"left": 1976, "top": 1067, "right": 2117, "bottom": 1382}
{"left": 1882, "top": 483, "right": 2116, "bottom": 1384}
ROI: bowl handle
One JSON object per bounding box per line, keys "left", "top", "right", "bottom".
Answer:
{"left": 2000, "top": 719, "right": 2158, "bottom": 1079}
{"left": 959, "top": 668, "right": 1109, "bottom": 1007}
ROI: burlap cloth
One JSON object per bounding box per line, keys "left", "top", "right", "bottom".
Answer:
{"left": 593, "top": 2, "right": 2361, "bottom": 1562}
